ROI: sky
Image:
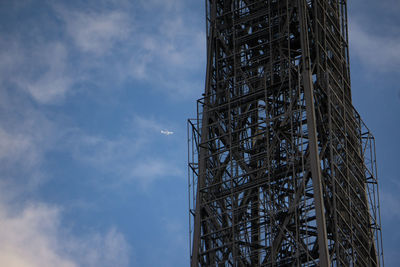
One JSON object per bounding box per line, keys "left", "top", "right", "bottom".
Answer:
{"left": 0, "top": 0, "right": 398, "bottom": 266}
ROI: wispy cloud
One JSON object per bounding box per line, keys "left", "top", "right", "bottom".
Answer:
{"left": 0, "top": 196, "right": 130, "bottom": 267}
{"left": 138, "top": 0, "right": 182, "bottom": 11}
{"left": 0, "top": 35, "right": 73, "bottom": 104}
{"left": 59, "top": 8, "right": 131, "bottom": 55}
{"left": 1, "top": 0, "right": 204, "bottom": 104}
{"left": 0, "top": 1, "right": 194, "bottom": 266}
{"left": 130, "top": 158, "right": 182, "bottom": 187}
{"left": 349, "top": 17, "right": 400, "bottom": 72}
{"left": 0, "top": 201, "right": 76, "bottom": 267}
{"left": 0, "top": 128, "right": 38, "bottom": 169}
{"left": 126, "top": 5, "right": 206, "bottom": 98}
{"left": 65, "top": 115, "right": 183, "bottom": 188}
{"left": 20, "top": 42, "right": 73, "bottom": 104}
{"left": 64, "top": 227, "right": 130, "bottom": 267}
{"left": 0, "top": 90, "right": 59, "bottom": 191}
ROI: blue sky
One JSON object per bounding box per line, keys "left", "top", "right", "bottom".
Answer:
{"left": 0, "top": 0, "right": 398, "bottom": 266}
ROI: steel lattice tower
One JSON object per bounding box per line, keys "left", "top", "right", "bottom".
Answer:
{"left": 188, "top": 0, "right": 383, "bottom": 266}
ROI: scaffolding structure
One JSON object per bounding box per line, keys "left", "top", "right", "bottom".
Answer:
{"left": 188, "top": 0, "right": 383, "bottom": 266}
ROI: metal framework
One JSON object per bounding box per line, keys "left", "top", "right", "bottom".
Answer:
{"left": 188, "top": 0, "right": 383, "bottom": 266}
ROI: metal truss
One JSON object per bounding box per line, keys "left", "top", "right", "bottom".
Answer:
{"left": 188, "top": 0, "right": 384, "bottom": 266}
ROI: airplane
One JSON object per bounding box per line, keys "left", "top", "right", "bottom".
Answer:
{"left": 161, "top": 130, "right": 174, "bottom": 135}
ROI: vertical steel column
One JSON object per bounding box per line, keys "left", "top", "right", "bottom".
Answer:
{"left": 297, "top": 0, "right": 330, "bottom": 266}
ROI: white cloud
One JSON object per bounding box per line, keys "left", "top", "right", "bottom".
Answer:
{"left": 2, "top": 0, "right": 204, "bottom": 104}
{"left": 65, "top": 228, "right": 130, "bottom": 267}
{"left": 0, "top": 40, "right": 23, "bottom": 86}
{"left": 0, "top": 128, "right": 40, "bottom": 176}
{"left": 0, "top": 202, "right": 75, "bottom": 267}
{"left": 0, "top": 198, "right": 130, "bottom": 267}
{"left": 0, "top": 37, "right": 73, "bottom": 104}
{"left": 2, "top": 4, "right": 132, "bottom": 106}
{"left": 65, "top": 115, "right": 183, "bottom": 188}
{"left": 1, "top": 1, "right": 204, "bottom": 103}
{"left": 21, "top": 42, "right": 72, "bottom": 104}
{"left": 0, "top": 89, "right": 60, "bottom": 191}
{"left": 130, "top": 158, "right": 182, "bottom": 186}
{"left": 349, "top": 20, "right": 400, "bottom": 72}
{"left": 60, "top": 8, "right": 131, "bottom": 54}
{"left": 134, "top": 115, "right": 162, "bottom": 132}
{"left": 126, "top": 9, "right": 206, "bottom": 98}
{"left": 138, "top": 0, "right": 181, "bottom": 10}
{"left": 133, "top": 18, "right": 205, "bottom": 73}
